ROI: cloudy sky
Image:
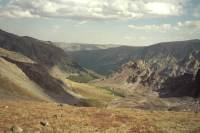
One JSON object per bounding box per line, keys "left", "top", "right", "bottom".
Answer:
{"left": 0, "top": 0, "right": 199, "bottom": 46}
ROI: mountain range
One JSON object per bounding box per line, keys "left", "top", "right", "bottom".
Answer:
{"left": 70, "top": 39, "right": 200, "bottom": 75}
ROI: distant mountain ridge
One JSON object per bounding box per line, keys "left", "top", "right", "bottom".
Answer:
{"left": 54, "top": 42, "right": 119, "bottom": 52}
{"left": 70, "top": 39, "right": 200, "bottom": 75}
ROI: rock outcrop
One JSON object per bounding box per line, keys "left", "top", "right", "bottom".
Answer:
{"left": 104, "top": 51, "right": 200, "bottom": 98}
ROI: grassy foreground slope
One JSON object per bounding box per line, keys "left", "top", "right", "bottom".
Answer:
{"left": 1, "top": 100, "right": 200, "bottom": 133}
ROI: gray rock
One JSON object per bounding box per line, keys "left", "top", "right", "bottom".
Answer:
{"left": 40, "top": 120, "right": 49, "bottom": 127}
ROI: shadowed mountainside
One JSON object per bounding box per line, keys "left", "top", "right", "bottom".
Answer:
{"left": 160, "top": 68, "right": 200, "bottom": 98}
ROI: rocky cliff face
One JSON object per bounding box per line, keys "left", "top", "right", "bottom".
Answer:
{"left": 105, "top": 50, "right": 200, "bottom": 98}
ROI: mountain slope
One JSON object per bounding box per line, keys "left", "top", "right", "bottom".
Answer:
{"left": 0, "top": 48, "right": 117, "bottom": 106}
{"left": 0, "top": 29, "right": 84, "bottom": 73}
{"left": 0, "top": 56, "right": 50, "bottom": 101}
{"left": 0, "top": 48, "right": 80, "bottom": 104}
{"left": 0, "top": 30, "right": 117, "bottom": 106}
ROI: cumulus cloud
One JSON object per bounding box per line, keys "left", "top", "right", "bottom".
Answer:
{"left": 128, "top": 20, "right": 200, "bottom": 32}
{"left": 177, "top": 20, "right": 200, "bottom": 29}
{"left": 0, "top": 0, "right": 190, "bottom": 20}
{"left": 128, "top": 24, "right": 176, "bottom": 32}
{"left": 145, "top": 2, "right": 181, "bottom": 15}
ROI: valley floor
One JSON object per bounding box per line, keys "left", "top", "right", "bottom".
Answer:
{"left": 0, "top": 100, "right": 200, "bottom": 133}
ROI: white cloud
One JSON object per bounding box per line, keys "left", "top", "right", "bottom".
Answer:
{"left": 0, "top": 0, "right": 190, "bottom": 20}
{"left": 128, "top": 20, "right": 200, "bottom": 32}
{"left": 177, "top": 20, "right": 200, "bottom": 29}
{"left": 145, "top": 2, "right": 180, "bottom": 15}
{"left": 128, "top": 24, "right": 177, "bottom": 32}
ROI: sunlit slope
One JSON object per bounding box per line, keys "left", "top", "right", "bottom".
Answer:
{"left": 0, "top": 56, "right": 51, "bottom": 101}
{"left": 0, "top": 48, "right": 80, "bottom": 104}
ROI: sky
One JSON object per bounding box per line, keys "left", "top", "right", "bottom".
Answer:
{"left": 0, "top": 0, "right": 199, "bottom": 46}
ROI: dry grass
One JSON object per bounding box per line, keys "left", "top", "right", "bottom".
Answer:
{"left": 0, "top": 100, "right": 200, "bottom": 133}
{"left": 62, "top": 79, "right": 120, "bottom": 107}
